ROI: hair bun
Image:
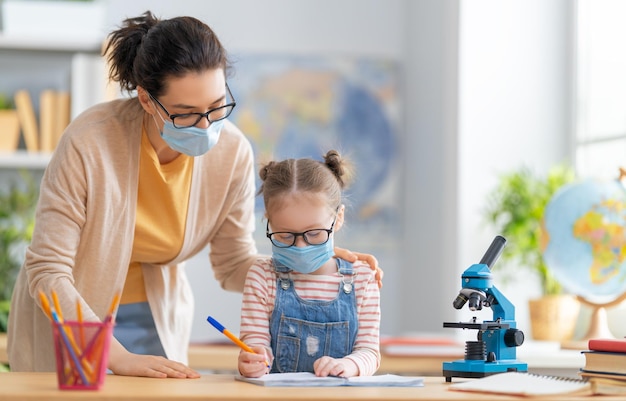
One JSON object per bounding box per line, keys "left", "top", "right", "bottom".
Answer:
{"left": 323, "top": 150, "right": 352, "bottom": 188}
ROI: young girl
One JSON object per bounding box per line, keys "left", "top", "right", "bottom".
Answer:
{"left": 238, "top": 150, "right": 381, "bottom": 378}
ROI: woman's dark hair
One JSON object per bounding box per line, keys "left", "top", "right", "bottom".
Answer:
{"left": 103, "top": 10, "right": 231, "bottom": 96}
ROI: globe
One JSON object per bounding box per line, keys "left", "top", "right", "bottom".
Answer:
{"left": 542, "top": 177, "right": 626, "bottom": 303}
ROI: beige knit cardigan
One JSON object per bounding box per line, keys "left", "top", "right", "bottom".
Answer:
{"left": 8, "top": 98, "right": 259, "bottom": 371}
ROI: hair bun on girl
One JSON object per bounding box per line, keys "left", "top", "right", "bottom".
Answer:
{"left": 323, "top": 150, "right": 353, "bottom": 188}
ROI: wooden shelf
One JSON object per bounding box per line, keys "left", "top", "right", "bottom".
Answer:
{"left": 0, "top": 34, "right": 102, "bottom": 53}
{"left": 0, "top": 151, "right": 51, "bottom": 169}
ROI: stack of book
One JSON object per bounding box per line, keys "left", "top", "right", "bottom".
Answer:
{"left": 580, "top": 337, "right": 626, "bottom": 395}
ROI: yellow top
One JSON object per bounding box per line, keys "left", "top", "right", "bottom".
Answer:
{"left": 120, "top": 128, "right": 193, "bottom": 304}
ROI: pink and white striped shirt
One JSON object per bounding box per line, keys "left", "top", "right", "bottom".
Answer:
{"left": 239, "top": 257, "right": 381, "bottom": 376}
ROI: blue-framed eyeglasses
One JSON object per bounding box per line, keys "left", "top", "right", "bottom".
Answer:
{"left": 266, "top": 217, "right": 336, "bottom": 248}
{"left": 148, "top": 83, "right": 236, "bottom": 128}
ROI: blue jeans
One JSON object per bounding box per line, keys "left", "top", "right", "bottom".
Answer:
{"left": 114, "top": 302, "right": 166, "bottom": 357}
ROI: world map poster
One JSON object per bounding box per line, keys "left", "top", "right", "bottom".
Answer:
{"left": 228, "top": 54, "right": 402, "bottom": 272}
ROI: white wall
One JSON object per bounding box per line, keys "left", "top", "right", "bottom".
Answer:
{"left": 102, "top": 0, "right": 602, "bottom": 343}
{"left": 458, "top": 0, "right": 578, "bottom": 334}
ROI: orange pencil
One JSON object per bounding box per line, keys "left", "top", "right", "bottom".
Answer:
{"left": 207, "top": 316, "right": 270, "bottom": 368}
{"left": 38, "top": 291, "right": 52, "bottom": 320}
{"left": 76, "top": 300, "right": 86, "bottom": 349}
{"left": 51, "top": 290, "right": 64, "bottom": 322}
{"left": 50, "top": 290, "right": 94, "bottom": 378}
{"left": 105, "top": 292, "right": 120, "bottom": 323}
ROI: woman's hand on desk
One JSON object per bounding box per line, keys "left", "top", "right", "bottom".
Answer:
{"left": 108, "top": 340, "right": 200, "bottom": 379}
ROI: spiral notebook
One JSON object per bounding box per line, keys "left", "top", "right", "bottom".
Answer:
{"left": 448, "top": 372, "right": 592, "bottom": 397}
{"left": 235, "top": 372, "right": 424, "bottom": 387}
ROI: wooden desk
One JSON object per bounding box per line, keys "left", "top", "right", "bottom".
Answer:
{"left": 0, "top": 372, "right": 621, "bottom": 401}
{"left": 188, "top": 342, "right": 585, "bottom": 377}
{"left": 1, "top": 335, "right": 585, "bottom": 378}
{"left": 2, "top": 337, "right": 453, "bottom": 374}
{"left": 188, "top": 343, "right": 458, "bottom": 375}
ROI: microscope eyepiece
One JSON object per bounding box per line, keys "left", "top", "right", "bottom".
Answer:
{"left": 479, "top": 235, "right": 506, "bottom": 269}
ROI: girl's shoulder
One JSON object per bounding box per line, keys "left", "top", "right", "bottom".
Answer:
{"left": 250, "top": 256, "right": 275, "bottom": 275}
{"left": 348, "top": 259, "right": 376, "bottom": 275}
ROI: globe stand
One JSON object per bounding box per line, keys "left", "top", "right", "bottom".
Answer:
{"left": 561, "top": 292, "right": 626, "bottom": 350}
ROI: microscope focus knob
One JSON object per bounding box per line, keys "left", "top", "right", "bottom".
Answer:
{"left": 504, "top": 328, "right": 525, "bottom": 347}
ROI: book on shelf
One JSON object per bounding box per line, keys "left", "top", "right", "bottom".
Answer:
{"left": 54, "top": 92, "right": 71, "bottom": 147}
{"left": 234, "top": 372, "right": 424, "bottom": 387}
{"left": 39, "top": 90, "right": 57, "bottom": 153}
{"left": 588, "top": 337, "right": 626, "bottom": 353}
{"left": 39, "top": 90, "right": 71, "bottom": 153}
{"left": 14, "top": 90, "right": 39, "bottom": 152}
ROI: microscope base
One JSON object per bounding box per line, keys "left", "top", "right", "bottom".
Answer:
{"left": 443, "top": 359, "right": 528, "bottom": 382}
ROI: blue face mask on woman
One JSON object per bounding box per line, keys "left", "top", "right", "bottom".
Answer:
{"left": 272, "top": 238, "right": 334, "bottom": 274}
{"left": 153, "top": 113, "right": 225, "bottom": 156}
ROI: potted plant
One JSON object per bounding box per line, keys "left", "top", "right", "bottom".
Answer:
{"left": 0, "top": 93, "right": 20, "bottom": 152}
{"left": 0, "top": 171, "right": 38, "bottom": 372}
{"left": 484, "top": 165, "right": 580, "bottom": 341}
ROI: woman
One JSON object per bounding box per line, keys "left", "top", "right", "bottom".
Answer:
{"left": 7, "top": 11, "right": 380, "bottom": 378}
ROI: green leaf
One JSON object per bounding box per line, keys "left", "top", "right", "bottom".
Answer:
{"left": 0, "top": 171, "right": 39, "bottom": 316}
{"left": 484, "top": 164, "right": 575, "bottom": 295}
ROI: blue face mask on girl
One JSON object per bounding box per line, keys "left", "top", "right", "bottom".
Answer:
{"left": 272, "top": 238, "right": 335, "bottom": 274}
{"left": 153, "top": 112, "right": 225, "bottom": 156}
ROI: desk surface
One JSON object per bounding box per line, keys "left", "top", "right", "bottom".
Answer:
{"left": 0, "top": 372, "right": 620, "bottom": 401}
{"left": 2, "top": 334, "right": 585, "bottom": 377}
{"left": 189, "top": 341, "right": 585, "bottom": 376}
{"left": 188, "top": 343, "right": 463, "bottom": 375}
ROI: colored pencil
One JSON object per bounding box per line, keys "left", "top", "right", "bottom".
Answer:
{"left": 51, "top": 310, "right": 90, "bottom": 385}
{"left": 76, "top": 300, "right": 86, "bottom": 349}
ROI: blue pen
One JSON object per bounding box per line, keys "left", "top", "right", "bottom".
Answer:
{"left": 207, "top": 316, "right": 270, "bottom": 368}
{"left": 51, "top": 310, "right": 90, "bottom": 385}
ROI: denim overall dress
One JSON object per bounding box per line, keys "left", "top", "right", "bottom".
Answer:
{"left": 269, "top": 258, "right": 359, "bottom": 373}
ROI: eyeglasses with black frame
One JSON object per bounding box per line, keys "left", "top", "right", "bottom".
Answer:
{"left": 266, "top": 217, "right": 336, "bottom": 248}
{"left": 148, "top": 83, "right": 236, "bottom": 129}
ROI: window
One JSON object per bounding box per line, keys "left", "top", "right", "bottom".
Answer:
{"left": 576, "top": 0, "right": 626, "bottom": 179}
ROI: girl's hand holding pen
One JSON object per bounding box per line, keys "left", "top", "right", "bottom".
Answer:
{"left": 238, "top": 345, "right": 273, "bottom": 378}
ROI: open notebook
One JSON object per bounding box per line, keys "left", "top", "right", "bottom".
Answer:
{"left": 449, "top": 372, "right": 592, "bottom": 397}
{"left": 235, "top": 372, "right": 424, "bottom": 387}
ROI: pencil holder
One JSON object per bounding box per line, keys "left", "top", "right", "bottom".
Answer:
{"left": 52, "top": 320, "right": 113, "bottom": 390}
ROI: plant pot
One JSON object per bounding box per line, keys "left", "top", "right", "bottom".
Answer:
{"left": 0, "top": 110, "right": 20, "bottom": 151}
{"left": 528, "top": 294, "right": 580, "bottom": 342}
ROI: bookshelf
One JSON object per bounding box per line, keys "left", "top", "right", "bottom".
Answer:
{"left": 0, "top": 34, "right": 106, "bottom": 169}
{"left": 0, "top": 34, "right": 102, "bottom": 53}
{"left": 0, "top": 151, "right": 51, "bottom": 170}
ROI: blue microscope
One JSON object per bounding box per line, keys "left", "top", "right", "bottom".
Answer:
{"left": 443, "top": 235, "right": 527, "bottom": 382}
